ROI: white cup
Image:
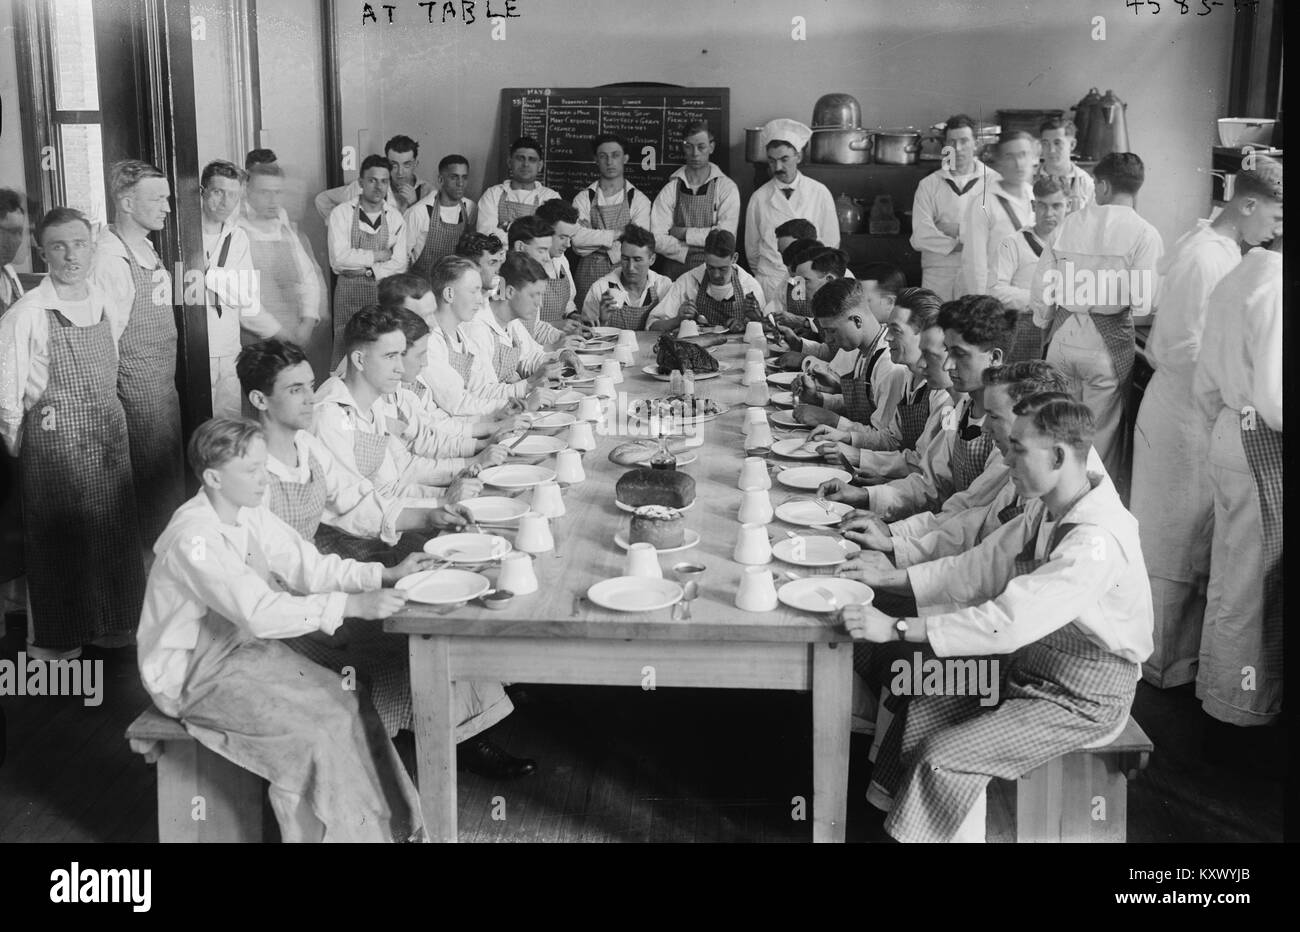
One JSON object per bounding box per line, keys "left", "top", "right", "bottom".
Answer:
{"left": 744, "top": 362, "right": 767, "bottom": 387}
{"left": 594, "top": 375, "right": 616, "bottom": 399}
{"left": 747, "top": 422, "right": 775, "bottom": 453}
{"left": 613, "top": 344, "right": 635, "bottom": 367}
{"left": 554, "top": 448, "right": 586, "bottom": 483}
{"left": 735, "top": 566, "right": 779, "bottom": 612}
{"left": 677, "top": 319, "right": 700, "bottom": 339}
{"left": 625, "top": 542, "right": 663, "bottom": 579}
{"left": 744, "top": 321, "right": 766, "bottom": 346}
{"left": 739, "top": 456, "right": 771, "bottom": 491}
{"left": 617, "top": 329, "right": 638, "bottom": 350}
{"left": 607, "top": 287, "right": 627, "bottom": 309}
{"left": 530, "top": 479, "right": 566, "bottom": 518}
{"left": 745, "top": 348, "right": 765, "bottom": 366}
{"left": 515, "top": 512, "right": 555, "bottom": 554}
{"left": 601, "top": 358, "right": 624, "bottom": 385}
{"left": 568, "top": 421, "right": 596, "bottom": 452}
{"left": 577, "top": 396, "right": 603, "bottom": 423}
{"left": 742, "top": 407, "right": 767, "bottom": 439}
{"left": 733, "top": 522, "right": 772, "bottom": 565}
{"left": 497, "top": 552, "right": 539, "bottom": 595}
{"left": 737, "top": 487, "right": 774, "bottom": 524}
{"left": 746, "top": 380, "right": 771, "bottom": 407}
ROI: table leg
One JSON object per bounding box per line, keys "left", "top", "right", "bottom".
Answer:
{"left": 811, "top": 641, "right": 852, "bottom": 843}
{"left": 409, "top": 634, "right": 458, "bottom": 843}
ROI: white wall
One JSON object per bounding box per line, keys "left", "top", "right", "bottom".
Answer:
{"left": 332, "top": 0, "right": 1236, "bottom": 248}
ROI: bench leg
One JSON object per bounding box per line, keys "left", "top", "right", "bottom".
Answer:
{"left": 155, "top": 739, "right": 264, "bottom": 843}
{"left": 1016, "top": 754, "right": 1128, "bottom": 843}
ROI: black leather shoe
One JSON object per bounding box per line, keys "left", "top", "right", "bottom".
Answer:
{"left": 458, "top": 736, "right": 537, "bottom": 780}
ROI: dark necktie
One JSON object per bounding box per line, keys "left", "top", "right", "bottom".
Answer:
{"left": 781, "top": 188, "right": 794, "bottom": 200}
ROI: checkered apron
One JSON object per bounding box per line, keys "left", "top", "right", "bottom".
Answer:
{"left": 1047, "top": 304, "right": 1135, "bottom": 476}
{"left": 950, "top": 410, "right": 995, "bottom": 493}
{"left": 880, "top": 521, "right": 1138, "bottom": 843}
{"left": 351, "top": 423, "right": 390, "bottom": 480}
{"left": 444, "top": 338, "right": 478, "bottom": 387}
{"left": 1240, "top": 419, "right": 1283, "bottom": 679}
{"left": 675, "top": 177, "right": 716, "bottom": 272}
{"left": 539, "top": 265, "right": 573, "bottom": 324}
{"left": 842, "top": 345, "right": 887, "bottom": 426}
{"left": 495, "top": 194, "right": 538, "bottom": 236}
{"left": 785, "top": 280, "right": 808, "bottom": 318}
{"left": 245, "top": 234, "right": 303, "bottom": 344}
{"left": 411, "top": 202, "right": 467, "bottom": 285}
{"left": 109, "top": 228, "right": 185, "bottom": 545}
{"left": 265, "top": 453, "right": 330, "bottom": 540}
{"left": 490, "top": 336, "right": 523, "bottom": 383}
{"left": 331, "top": 208, "right": 386, "bottom": 366}
{"left": 20, "top": 310, "right": 146, "bottom": 650}
{"left": 693, "top": 268, "right": 759, "bottom": 330}
{"left": 603, "top": 286, "right": 658, "bottom": 331}
{"left": 574, "top": 187, "right": 634, "bottom": 305}
{"left": 896, "top": 384, "right": 932, "bottom": 451}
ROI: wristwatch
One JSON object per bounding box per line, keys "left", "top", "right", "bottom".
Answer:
{"left": 894, "top": 619, "right": 909, "bottom": 642}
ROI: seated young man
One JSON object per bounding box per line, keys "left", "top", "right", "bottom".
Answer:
{"left": 453, "top": 230, "right": 507, "bottom": 303}
{"left": 789, "top": 278, "right": 910, "bottom": 440}
{"left": 808, "top": 288, "right": 953, "bottom": 463}
{"left": 314, "top": 303, "right": 505, "bottom": 505}
{"left": 645, "top": 229, "right": 766, "bottom": 332}
{"left": 508, "top": 215, "right": 589, "bottom": 347}
{"left": 769, "top": 221, "right": 818, "bottom": 320}
{"left": 784, "top": 262, "right": 904, "bottom": 371}
{"left": 533, "top": 199, "right": 583, "bottom": 324}
{"left": 818, "top": 294, "right": 1018, "bottom": 521}
{"left": 837, "top": 396, "right": 1153, "bottom": 842}
{"left": 136, "top": 417, "right": 427, "bottom": 842}
{"left": 579, "top": 223, "right": 671, "bottom": 329}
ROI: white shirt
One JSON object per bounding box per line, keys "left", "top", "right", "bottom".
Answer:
{"left": 1194, "top": 247, "right": 1282, "bottom": 431}
{"left": 203, "top": 220, "right": 275, "bottom": 357}
{"left": 405, "top": 193, "right": 478, "bottom": 265}
{"left": 137, "top": 490, "right": 383, "bottom": 715}
{"left": 910, "top": 165, "right": 1001, "bottom": 270}
{"left": 580, "top": 267, "right": 671, "bottom": 324}
{"left": 463, "top": 306, "right": 547, "bottom": 398}
{"left": 1147, "top": 219, "right": 1241, "bottom": 380}
{"left": 421, "top": 320, "right": 512, "bottom": 417}
{"left": 1029, "top": 202, "right": 1164, "bottom": 325}
{"left": 0, "top": 277, "right": 128, "bottom": 455}
{"left": 646, "top": 263, "right": 766, "bottom": 326}
{"left": 572, "top": 182, "right": 653, "bottom": 264}
{"left": 476, "top": 181, "right": 560, "bottom": 247}
{"left": 649, "top": 164, "right": 741, "bottom": 264}
{"left": 399, "top": 371, "right": 476, "bottom": 438}
{"left": 91, "top": 228, "right": 170, "bottom": 326}
{"left": 314, "top": 177, "right": 411, "bottom": 221}
{"left": 867, "top": 393, "right": 978, "bottom": 521}
{"left": 991, "top": 226, "right": 1054, "bottom": 312}
{"left": 1035, "top": 161, "right": 1096, "bottom": 213}
{"left": 744, "top": 172, "right": 840, "bottom": 297}
{"left": 961, "top": 178, "right": 1032, "bottom": 296}
{"left": 238, "top": 209, "right": 324, "bottom": 322}
{"left": 313, "top": 376, "right": 466, "bottom": 494}
{"left": 909, "top": 473, "right": 1153, "bottom": 665}
{"left": 326, "top": 197, "right": 409, "bottom": 279}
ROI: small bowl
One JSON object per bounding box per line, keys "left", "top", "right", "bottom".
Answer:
{"left": 481, "top": 590, "right": 516, "bottom": 611}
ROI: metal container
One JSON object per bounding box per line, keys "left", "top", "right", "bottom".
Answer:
{"left": 997, "top": 109, "right": 1064, "bottom": 139}
{"left": 873, "top": 128, "right": 921, "bottom": 165}
{"left": 811, "top": 128, "right": 874, "bottom": 164}
{"left": 1217, "top": 118, "right": 1277, "bottom": 148}
{"left": 745, "top": 127, "right": 766, "bottom": 163}
{"left": 812, "top": 93, "right": 863, "bottom": 130}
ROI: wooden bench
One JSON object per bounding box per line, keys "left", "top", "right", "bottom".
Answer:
{"left": 992, "top": 717, "right": 1153, "bottom": 843}
{"left": 126, "top": 708, "right": 265, "bottom": 843}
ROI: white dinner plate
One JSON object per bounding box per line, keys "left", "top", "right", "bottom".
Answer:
{"left": 561, "top": 373, "right": 597, "bottom": 386}
{"left": 775, "top": 499, "right": 855, "bottom": 526}
{"left": 528, "top": 411, "right": 577, "bottom": 431}
{"left": 396, "top": 568, "right": 491, "bottom": 605}
{"left": 777, "top": 577, "right": 875, "bottom": 613}
{"left": 579, "top": 339, "right": 617, "bottom": 354}
{"left": 627, "top": 401, "right": 730, "bottom": 426}
{"left": 587, "top": 576, "right": 685, "bottom": 613}
{"left": 770, "top": 437, "right": 824, "bottom": 460}
{"left": 608, "top": 445, "right": 699, "bottom": 468}
{"left": 766, "top": 371, "right": 800, "bottom": 387}
{"left": 578, "top": 354, "right": 613, "bottom": 369}
{"left": 770, "top": 410, "right": 805, "bottom": 429}
{"left": 508, "top": 435, "right": 569, "bottom": 456}
{"left": 591, "top": 326, "right": 621, "bottom": 339}
{"left": 613, "top": 528, "right": 702, "bottom": 554}
{"left": 459, "top": 496, "right": 531, "bottom": 525}
{"left": 769, "top": 390, "right": 795, "bottom": 408}
{"left": 423, "top": 532, "right": 513, "bottom": 563}
{"left": 480, "top": 464, "right": 557, "bottom": 489}
{"left": 548, "top": 389, "right": 586, "bottom": 409}
{"left": 615, "top": 497, "right": 696, "bottom": 513}
{"left": 771, "top": 535, "right": 861, "bottom": 567}
{"left": 641, "top": 362, "right": 731, "bottom": 382}
{"left": 776, "top": 466, "right": 852, "bottom": 490}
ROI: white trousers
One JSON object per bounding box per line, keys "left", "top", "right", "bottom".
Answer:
{"left": 209, "top": 354, "right": 242, "bottom": 419}
{"left": 1045, "top": 315, "right": 1124, "bottom": 479}
{"left": 920, "top": 264, "right": 962, "bottom": 303}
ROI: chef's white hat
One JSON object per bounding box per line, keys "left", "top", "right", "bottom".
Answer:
{"left": 758, "top": 119, "right": 811, "bottom": 153}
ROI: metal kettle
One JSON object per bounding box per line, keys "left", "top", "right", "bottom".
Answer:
{"left": 1078, "top": 88, "right": 1129, "bottom": 161}
{"left": 1071, "top": 87, "right": 1102, "bottom": 157}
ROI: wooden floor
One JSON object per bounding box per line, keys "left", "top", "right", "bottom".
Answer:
{"left": 0, "top": 619, "right": 1283, "bottom": 843}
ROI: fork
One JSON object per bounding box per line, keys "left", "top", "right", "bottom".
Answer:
{"left": 815, "top": 586, "right": 840, "bottom": 613}
{"left": 814, "top": 498, "right": 837, "bottom": 517}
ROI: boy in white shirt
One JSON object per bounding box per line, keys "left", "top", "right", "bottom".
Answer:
{"left": 1035, "top": 117, "right": 1096, "bottom": 213}
{"left": 570, "top": 133, "right": 653, "bottom": 304}
{"left": 580, "top": 223, "right": 671, "bottom": 329}
{"left": 476, "top": 136, "right": 559, "bottom": 247}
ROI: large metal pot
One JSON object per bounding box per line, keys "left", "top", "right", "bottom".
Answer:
{"left": 811, "top": 128, "right": 874, "bottom": 164}
{"left": 873, "top": 128, "right": 920, "bottom": 165}
{"left": 812, "top": 93, "right": 862, "bottom": 130}
{"left": 745, "top": 127, "right": 766, "bottom": 163}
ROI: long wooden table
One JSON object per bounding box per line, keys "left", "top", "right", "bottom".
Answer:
{"left": 386, "top": 334, "right": 854, "bottom": 843}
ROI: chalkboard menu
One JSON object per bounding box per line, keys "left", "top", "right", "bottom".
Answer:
{"left": 499, "top": 86, "right": 731, "bottom": 202}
